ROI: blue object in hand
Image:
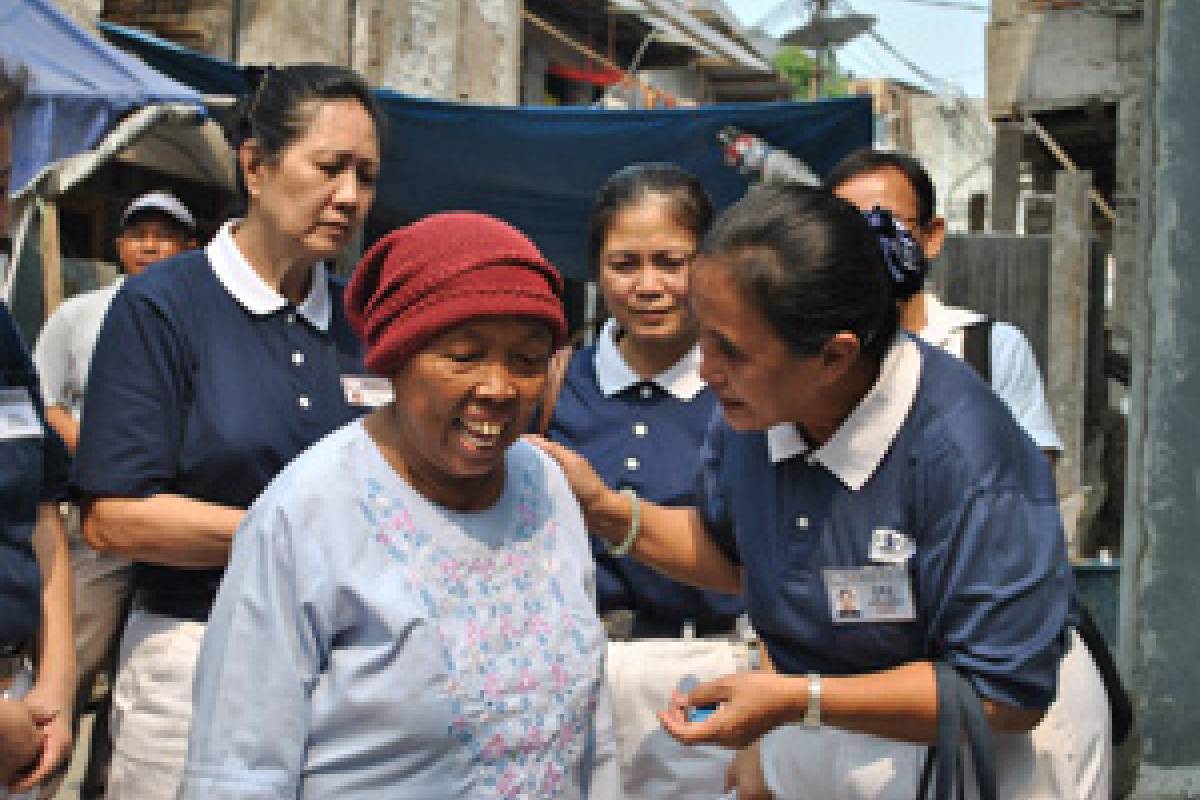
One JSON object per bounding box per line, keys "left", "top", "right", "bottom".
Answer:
{"left": 677, "top": 675, "right": 719, "bottom": 723}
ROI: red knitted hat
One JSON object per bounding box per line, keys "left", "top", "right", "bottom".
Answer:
{"left": 345, "top": 211, "right": 567, "bottom": 376}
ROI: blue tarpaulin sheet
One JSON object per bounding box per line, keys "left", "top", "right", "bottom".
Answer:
{"left": 98, "top": 23, "right": 871, "bottom": 279}
{"left": 98, "top": 20, "right": 248, "bottom": 96}
{"left": 370, "top": 94, "right": 871, "bottom": 278}
{"left": 0, "top": 0, "right": 202, "bottom": 194}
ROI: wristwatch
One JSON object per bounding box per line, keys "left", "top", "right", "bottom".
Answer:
{"left": 803, "top": 672, "right": 822, "bottom": 727}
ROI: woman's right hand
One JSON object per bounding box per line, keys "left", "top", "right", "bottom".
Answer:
{"left": 526, "top": 435, "right": 613, "bottom": 515}
{"left": 0, "top": 699, "right": 41, "bottom": 788}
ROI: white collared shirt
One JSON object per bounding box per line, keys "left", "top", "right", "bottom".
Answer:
{"left": 206, "top": 220, "right": 331, "bottom": 331}
{"left": 593, "top": 318, "right": 705, "bottom": 401}
{"left": 765, "top": 333, "right": 921, "bottom": 491}
{"left": 917, "top": 292, "right": 1062, "bottom": 452}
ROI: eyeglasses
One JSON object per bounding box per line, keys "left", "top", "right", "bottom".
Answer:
{"left": 602, "top": 251, "right": 695, "bottom": 272}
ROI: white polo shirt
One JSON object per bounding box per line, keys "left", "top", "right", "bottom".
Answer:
{"left": 917, "top": 292, "right": 1063, "bottom": 452}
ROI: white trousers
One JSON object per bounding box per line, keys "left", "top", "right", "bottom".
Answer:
{"left": 106, "top": 609, "right": 205, "bottom": 800}
{"left": 760, "top": 631, "right": 1111, "bottom": 800}
{"left": 606, "top": 638, "right": 754, "bottom": 799}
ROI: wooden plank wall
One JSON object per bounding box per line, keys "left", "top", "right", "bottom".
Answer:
{"left": 929, "top": 233, "right": 1054, "bottom": 371}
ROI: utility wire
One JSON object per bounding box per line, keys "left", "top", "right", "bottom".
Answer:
{"left": 865, "top": 28, "right": 943, "bottom": 89}
{"left": 884, "top": 0, "right": 988, "bottom": 11}
{"left": 845, "top": 40, "right": 900, "bottom": 79}
{"left": 837, "top": 0, "right": 994, "bottom": 153}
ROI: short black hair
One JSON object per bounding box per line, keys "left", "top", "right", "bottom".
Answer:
{"left": 587, "top": 163, "right": 713, "bottom": 273}
{"left": 698, "top": 183, "right": 898, "bottom": 361}
{"left": 0, "top": 61, "right": 30, "bottom": 124}
{"left": 234, "top": 64, "right": 381, "bottom": 199}
{"left": 826, "top": 148, "right": 937, "bottom": 228}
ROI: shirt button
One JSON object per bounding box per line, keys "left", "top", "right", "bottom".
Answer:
{"left": 292, "top": 351, "right": 305, "bottom": 366}
{"left": 639, "top": 385, "right": 654, "bottom": 399}
{"left": 632, "top": 422, "right": 648, "bottom": 437}
{"left": 286, "top": 312, "right": 297, "bottom": 325}
{"left": 794, "top": 515, "right": 809, "bottom": 531}
{"left": 298, "top": 395, "right": 311, "bottom": 410}
{"left": 625, "top": 457, "right": 640, "bottom": 471}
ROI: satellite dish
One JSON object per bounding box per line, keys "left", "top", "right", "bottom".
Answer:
{"left": 780, "top": 13, "right": 874, "bottom": 48}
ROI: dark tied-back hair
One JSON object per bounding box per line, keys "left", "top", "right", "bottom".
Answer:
{"left": 233, "top": 63, "right": 381, "bottom": 197}
{"left": 587, "top": 162, "right": 714, "bottom": 272}
{"left": 826, "top": 148, "right": 937, "bottom": 230}
{"left": 699, "top": 183, "right": 898, "bottom": 361}
{"left": 0, "top": 60, "right": 30, "bottom": 124}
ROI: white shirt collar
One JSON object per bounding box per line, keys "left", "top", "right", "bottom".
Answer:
{"left": 593, "top": 318, "right": 706, "bottom": 401}
{"left": 205, "top": 220, "right": 331, "bottom": 331}
{"left": 917, "top": 292, "right": 984, "bottom": 350}
{"left": 766, "top": 333, "right": 922, "bottom": 491}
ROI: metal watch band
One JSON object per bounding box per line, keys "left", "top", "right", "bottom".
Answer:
{"left": 804, "top": 672, "right": 822, "bottom": 727}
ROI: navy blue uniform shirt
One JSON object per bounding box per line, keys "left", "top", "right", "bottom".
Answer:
{"left": 549, "top": 320, "right": 742, "bottom": 627}
{"left": 699, "top": 335, "right": 1070, "bottom": 708}
{"left": 73, "top": 225, "right": 367, "bottom": 605}
{"left": 1, "top": 302, "right": 69, "bottom": 643}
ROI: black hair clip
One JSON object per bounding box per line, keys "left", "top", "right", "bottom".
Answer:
{"left": 863, "top": 206, "right": 930, "bottom": 300}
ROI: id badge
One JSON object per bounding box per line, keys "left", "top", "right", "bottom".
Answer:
{"left": 341, "top": 375, "right": 394, "bottom": 408}
{"left": 0, "top": 387, "right": 43, "bottom": 440}
{"left": 823, "top": 564, "right": 915, "bottom": 624}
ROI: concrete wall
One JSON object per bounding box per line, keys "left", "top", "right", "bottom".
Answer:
{"left": 238, "top": 0, "right": 351, "bottom": 66}
{"left": 909, "top": 96, "right": 994, "bottom": 234}
{"left": 53, "top": 0, "right": 102, "bottom": 30}
{"left": 97, "top": 0, "right": 521, "bottom": 103}
{"left": 355, "top": 0, "right": 517, "bottom": 102}
{"left": 56, "top": 0, "right": 102, "bottom": 28}
{"left": 988, "top": 9, "right": 1142, "bottom": 118}
{"left": 1119, "top": 1, "right": 1200, "bottom": 794}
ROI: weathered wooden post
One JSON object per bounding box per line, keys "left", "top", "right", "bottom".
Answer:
{"left": 1048, "top": 169, "right": 1090, "bottom": 556}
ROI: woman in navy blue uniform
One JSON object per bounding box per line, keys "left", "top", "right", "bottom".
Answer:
{"left": 0, "top": 61, "right": 75, "bottom": 797}
{"left": 545, "top": 164, "right": 745, "bottom": 796}
{"left": 72, "top": 65, "right": 382, "bottom": 800}
{"left": 548, "top": 163, "right": 741, "bottom": 638}
{"left": 535, "top": 184, "right": 1075, "bottom": 799}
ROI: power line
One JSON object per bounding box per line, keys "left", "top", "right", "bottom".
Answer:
{"left": 835, "top": 49, "right": 882, "bottom": 78}
{"left": 864, "top": 28, "right": 942, "bottom": 88}
{"left": 843, "top": 39, "right": 898, "bottom": 78}
{"left": 836, "top": 0, "right": 995, "bottom": 154}
{"left": 884, "top": 0, "right": 988, "bottom": 11}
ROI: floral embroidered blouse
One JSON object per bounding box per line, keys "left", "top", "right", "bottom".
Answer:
{"left": 180, "top": 419, "right": 618, "bottom": 799}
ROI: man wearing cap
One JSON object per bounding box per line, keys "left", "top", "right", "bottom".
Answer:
{"left": 31, "top": 190, "right": 195, "bottom": 798}
{"left": 36, "top": 191, "right": 197, "bottom": 451}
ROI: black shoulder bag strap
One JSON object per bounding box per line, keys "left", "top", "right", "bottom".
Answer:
{"left": 962, "top": 318, "right": 994, "bottom": 385}
{"left": 916, "top": 663, "right": 997, "bottom": 800}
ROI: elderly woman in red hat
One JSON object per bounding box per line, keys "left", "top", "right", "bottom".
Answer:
{"left": 179, "top": 212, "right": 617, "bottom": 799}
